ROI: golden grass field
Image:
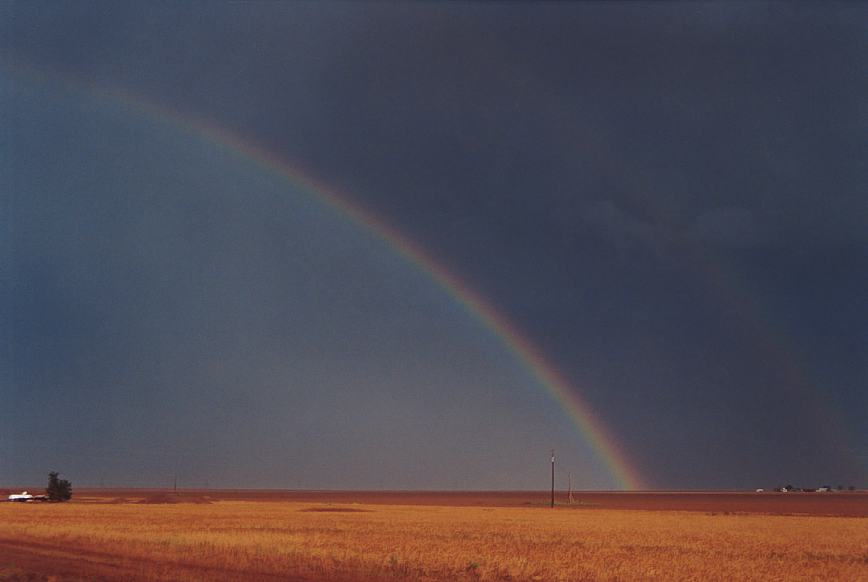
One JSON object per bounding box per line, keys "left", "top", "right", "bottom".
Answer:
{"left": 0, "top": 492, "right": 866, "bottom": 581}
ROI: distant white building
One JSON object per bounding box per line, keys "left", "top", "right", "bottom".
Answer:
{"left": 7, "top": 491, "right": 47, "bottom": 502}
{"left": 8, "top": 491, "right": 33, "bottom": 502}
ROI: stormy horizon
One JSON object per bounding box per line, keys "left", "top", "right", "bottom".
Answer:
{"left": 2, "top": 2, "right": 866, "bottom": 492}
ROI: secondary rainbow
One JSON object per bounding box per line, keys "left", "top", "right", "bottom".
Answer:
{"left": 4, "top": 62, "right": 645, "bottom": 490}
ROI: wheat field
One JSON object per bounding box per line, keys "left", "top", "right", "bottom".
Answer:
{"left": 1, "top": 497, "right": 866, "bottom": 581}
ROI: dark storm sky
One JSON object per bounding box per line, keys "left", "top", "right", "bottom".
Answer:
{"left": 2, "top": 2, "right": 866, "bottom": 490}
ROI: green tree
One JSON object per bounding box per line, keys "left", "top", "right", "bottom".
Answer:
{"left": 46, "top": 471, "right": 72, "bottom": 502}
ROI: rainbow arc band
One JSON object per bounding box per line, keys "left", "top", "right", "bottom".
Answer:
{"left": 2, "top": 62, "right": 644, "bottom": 490}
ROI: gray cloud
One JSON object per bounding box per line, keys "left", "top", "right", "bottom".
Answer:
{"left": 690, "top": 207, "right": 765, "bottom": 248}
{"left": 582, "top": 201, "right": 657, "bottom": 249}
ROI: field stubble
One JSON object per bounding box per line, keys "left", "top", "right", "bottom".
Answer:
{"left": 0, "top": 496, "right": 866, "bottom": 581}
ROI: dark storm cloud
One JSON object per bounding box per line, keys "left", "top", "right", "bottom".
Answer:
{"left": 6, "top": 3, "right": 865, "bottom": 246}
{"left": 3, "top": 2, "right": 866, "bottom": 488}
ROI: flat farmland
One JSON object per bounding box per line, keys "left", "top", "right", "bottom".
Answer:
{"left": 68, "top": 488, "right": 868, "bottom": 516}
{"left": 0, "top": 491, "right": 866, "bottom": 581}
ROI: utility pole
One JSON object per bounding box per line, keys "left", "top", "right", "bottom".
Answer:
{"left": 568, "top": 471, "right": 575, "bottom": 505}
{"left": 550, "top": 449, "right": 555, "bottom": 508}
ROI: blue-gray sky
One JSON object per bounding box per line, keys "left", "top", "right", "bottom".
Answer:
{"left": 2, "top": 1, "right": 866, "bottom": 490}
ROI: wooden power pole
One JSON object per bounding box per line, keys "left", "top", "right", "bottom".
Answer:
{"left": 550, "top": 449, "right": 555, "bottom": 508}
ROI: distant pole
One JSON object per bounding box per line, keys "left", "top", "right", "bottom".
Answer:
{"left": 550, "top": 449, "right": 555, "bottom": 508}
{"left": 568, "top": 471, "right": 575, "bottom": 505}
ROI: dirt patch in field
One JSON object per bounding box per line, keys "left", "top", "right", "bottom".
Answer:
{"left": 138, "top": 494, "right": 212, "bottom": 505}
{"left": 298, "top": 507, "right": 372, "bottom": 513}
{"left": 0, "top": 539, "right": 312, "bottom": 582}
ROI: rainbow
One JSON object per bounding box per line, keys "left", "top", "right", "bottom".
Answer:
{"left": 2, "top": 62, "right": 645, "bottom": 490}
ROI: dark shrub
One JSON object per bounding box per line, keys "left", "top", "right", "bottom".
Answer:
{"left": 46, "top": 471, "right": 72, "bottom": 502}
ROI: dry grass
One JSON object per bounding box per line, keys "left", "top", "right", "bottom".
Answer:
{"left": 1, "top": 500, "right": 866, "bottom": 581}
